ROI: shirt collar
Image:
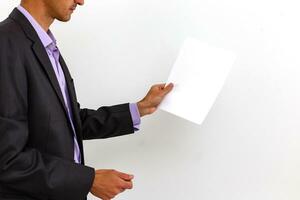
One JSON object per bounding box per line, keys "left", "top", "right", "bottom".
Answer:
{"left": 17, "top": 5, "right": 56, "bottom": 48}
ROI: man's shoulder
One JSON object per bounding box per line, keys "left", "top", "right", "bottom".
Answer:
{"left": 0, "top": 17, "right": 26, "bottom": 43}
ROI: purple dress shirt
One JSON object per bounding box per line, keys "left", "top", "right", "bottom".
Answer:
{"left": 17, "top": 5, "right": 141, "bottom": 164}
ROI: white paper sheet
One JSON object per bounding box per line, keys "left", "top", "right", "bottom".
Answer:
{"left": 159, "top": 37, "right": 237, "bottom": 125}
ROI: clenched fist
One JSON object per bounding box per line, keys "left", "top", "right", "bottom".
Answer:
{"left": 90, "top": 169, "right": 134, "bottom": 200}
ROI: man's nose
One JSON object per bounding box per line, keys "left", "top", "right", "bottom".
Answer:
{"left": 75, "top": 0, "right": 84, "bottom": 5}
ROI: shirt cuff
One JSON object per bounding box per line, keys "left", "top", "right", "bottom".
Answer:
{"left": 129, "top": 103, "right": 141, "bottom": 131}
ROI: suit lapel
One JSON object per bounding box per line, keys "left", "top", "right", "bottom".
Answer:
{"left": 31, "top": 43, "right": 69, "bottom": 118}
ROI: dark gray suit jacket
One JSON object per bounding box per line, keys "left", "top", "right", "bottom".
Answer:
{"left": 0, "top": 8, "right": 134, "bottom": 200}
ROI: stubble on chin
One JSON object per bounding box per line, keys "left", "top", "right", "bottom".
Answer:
{"left": 55, "top": 13, "right": 72, "bottom": 22}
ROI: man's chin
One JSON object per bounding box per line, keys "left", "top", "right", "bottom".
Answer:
{"left": 56, "top": 15, "right": 72, "bottom": 22}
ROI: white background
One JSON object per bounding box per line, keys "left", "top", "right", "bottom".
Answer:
{"left": 1, "top": 1, "right": 300, "bottom": 199}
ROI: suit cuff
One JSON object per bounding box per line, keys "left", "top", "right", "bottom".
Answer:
{"left": 129, "top": 103, "right": 141, "bottom": 131}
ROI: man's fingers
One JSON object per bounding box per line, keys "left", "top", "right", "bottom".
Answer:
{"left": 162, "top": 83, "right": 174, "bottom": 95}
{"left": 116, "top": 171, "right": 134, "bottom": 181}
{"left": 153, "top": 83, "right": 166, "bottom": 89}
{"left": 149, "top": 107, "right": 157, "bottom": 113}
{"left": 102, "top": 197, "right": 111, "bottom": 200}
{"left": 121, "top": 180, "right": 133, "bottom": 189}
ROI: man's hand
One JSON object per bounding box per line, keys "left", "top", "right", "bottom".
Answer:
{"left": 137, "top": 83, "right": 174, "bottom": 117}
{"left": 90, "top": 169, "right": 134, "bottom": 200}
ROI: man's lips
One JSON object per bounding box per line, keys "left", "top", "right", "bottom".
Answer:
{"left": 70, "top": 6, "right": 76, "bottom": 12}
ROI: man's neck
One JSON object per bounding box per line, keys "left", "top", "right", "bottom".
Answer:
{"left": 20, "top": 1, "right": 54, "bottom": 31}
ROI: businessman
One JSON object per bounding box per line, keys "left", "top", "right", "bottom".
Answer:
{"left": 0, "top": 0, "right": 173, "bottom": 199}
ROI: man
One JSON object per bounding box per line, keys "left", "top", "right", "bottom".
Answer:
{"left": 0, "top": 0, "right": 173, "bottom": 199}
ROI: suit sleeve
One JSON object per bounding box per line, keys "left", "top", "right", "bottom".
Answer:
{"left": 78, "top": 103, "right": 135, "bottom": 140}
{"left": 0, "top": 36, "right": 95, "bottom": 200}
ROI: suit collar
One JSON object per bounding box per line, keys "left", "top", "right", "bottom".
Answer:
{"left": 16, "top": 5, "right": 54, "bottom": 48}
{"left": 9, "top": 8, "right": 40, "bottom": 43}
